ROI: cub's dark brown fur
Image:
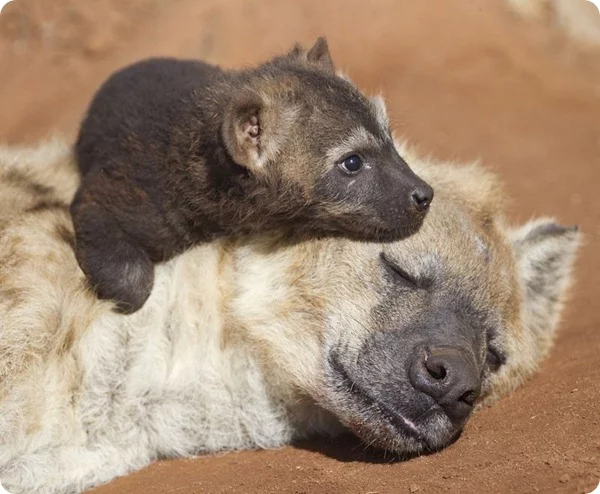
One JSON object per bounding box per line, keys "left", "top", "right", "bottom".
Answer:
{"left": 71, "top": 38, "right": 433, "bottom": 314}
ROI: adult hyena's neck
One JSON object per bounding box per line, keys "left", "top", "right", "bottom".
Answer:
{"left": 76, "top": 243, "right": 297, "bottom": 456}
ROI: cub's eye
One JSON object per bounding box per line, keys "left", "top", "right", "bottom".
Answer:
{"left": 339, "top": 154, "right": 363, "bottom": 174}
{"left": 486, "top": 347, "right": 504, "bottom": 372}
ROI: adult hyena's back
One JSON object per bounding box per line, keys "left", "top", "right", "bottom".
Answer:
{"left": 0, "top": 141, "right": 102, "bottom": 457}
{"left": 0, "top": 139, "right": 80, "bottom": 216}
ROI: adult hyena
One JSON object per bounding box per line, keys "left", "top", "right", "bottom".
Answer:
{"left": 0, "top": 140, "right": 579, "bottom": 494}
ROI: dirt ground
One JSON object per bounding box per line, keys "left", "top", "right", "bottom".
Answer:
{"left": 1, "top": 0, "right": 599, "bottom": 492}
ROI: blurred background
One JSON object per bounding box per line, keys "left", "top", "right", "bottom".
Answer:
{"left": 0, "top": 0, "right": 599, "bottom": 493}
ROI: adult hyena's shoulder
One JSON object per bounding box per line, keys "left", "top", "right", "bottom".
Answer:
{"left": 0, "top": 139, "right": 80, "bottom": 219}
{"left": 0, "top": 140, "right": 101, "bottom": 392}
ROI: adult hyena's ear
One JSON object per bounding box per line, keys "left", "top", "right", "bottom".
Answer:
{"left": 222, "top": 89, "right": 297, "bottom": 176}
{"left": 483, "top": 218, "right": 581, "bottom": 406}
{"left": 511, "top": 218, "right": 581, "bottom": 361}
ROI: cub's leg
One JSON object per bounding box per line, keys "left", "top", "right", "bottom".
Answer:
{"left": 71, "top": 200, "right": 154, "bottom": 314}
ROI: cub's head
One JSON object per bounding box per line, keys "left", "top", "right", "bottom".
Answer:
{"left": 231, "top": 150, "right": 580, "bottom": 455}
{"left": 221, "top": 37, "right": 433, "bottom": 242}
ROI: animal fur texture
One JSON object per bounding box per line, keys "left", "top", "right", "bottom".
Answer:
{"left": 0, "top": 139, "right": 580, "bottom": 494}
{"left": 71, "top": 38, "right": 432, "bottom": 314}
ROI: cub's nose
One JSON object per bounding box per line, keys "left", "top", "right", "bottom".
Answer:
{"left": 410, "top": 183, "right": 434, "bottom": 212}
{"left": 409, "top": 346, "right": 481, "bottom": 426}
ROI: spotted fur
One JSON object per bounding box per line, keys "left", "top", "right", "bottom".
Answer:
{"left": 0, "top": 140, "right": 579, "bottom": 493}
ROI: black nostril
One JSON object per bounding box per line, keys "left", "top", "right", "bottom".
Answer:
{"left": 409, "top": 346, "right": 481, "bottom": 426}
{"left": 459, "top": 389, "right": 478, "bottom": 407}
{"left": 425, "top": 358, "right": 447, "bottom": 380}
{"left": 410, "top": 185, "right": 434, "bottom": 211}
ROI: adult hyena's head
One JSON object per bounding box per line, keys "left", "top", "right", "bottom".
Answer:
{"left": 232, "top": 148, "right": 580, "bottom": 455}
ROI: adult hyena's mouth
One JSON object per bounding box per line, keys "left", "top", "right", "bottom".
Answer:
{"left": 326, "top": 353, "right": 458, "bottom": 454}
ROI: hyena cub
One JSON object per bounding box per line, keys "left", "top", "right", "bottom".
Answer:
{"left": 71, "top": 38, "right": 433, "bottom": 314}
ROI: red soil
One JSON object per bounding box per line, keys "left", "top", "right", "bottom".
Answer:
{"left": 1, "top": 0, "right": 599, "bottom": 492}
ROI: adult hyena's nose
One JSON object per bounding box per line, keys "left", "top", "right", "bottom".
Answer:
{"left": 409, "top": 346, "right": 481, "bottom": 426}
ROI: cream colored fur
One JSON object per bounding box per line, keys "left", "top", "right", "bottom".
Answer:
{"left": 0, "top": 139, "right": 579, "bottom": 493}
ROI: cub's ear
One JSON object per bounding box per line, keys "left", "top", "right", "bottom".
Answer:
{"left": 305, "top": 37, "right": 335, "bottom": 74}
{"left": 287, "top": 37, "right": 335, "bottom": 74}
{"left": 221, "top": 89, "right": 266, "bottom": 175}
{"left": 511, "top": 218, "right": 581, "bottom": 359}
{"left": 222, "top": 89, "right": 297, "bottom": 176}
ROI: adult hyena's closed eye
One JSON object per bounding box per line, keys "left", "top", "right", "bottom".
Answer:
{"left": 0, "top": 140, "right": 579, "bottom": 494}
